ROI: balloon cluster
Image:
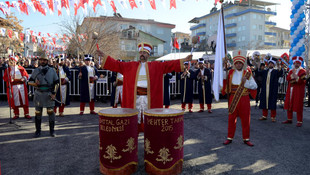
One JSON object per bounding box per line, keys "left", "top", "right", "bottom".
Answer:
{"left": 290, "top": 0, "right": 306, "bottom": 64}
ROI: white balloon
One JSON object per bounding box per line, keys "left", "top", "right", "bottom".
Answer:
{"left": 297, "top": 42, "right": 303, "bottom": 47}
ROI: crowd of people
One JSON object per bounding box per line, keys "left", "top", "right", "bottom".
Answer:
{"left": 1, "top": 45, "right": 310, "bottom": 145}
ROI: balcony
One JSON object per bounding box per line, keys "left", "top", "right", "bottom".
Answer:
{"left": 265, "top": 32, "right": 276, "bottom": 36}
{"left": 264, "top": 42, "right": 276, "bottom": 46}
{"left": 225, "top": 9, "right": 276, "bottom": 19}
{"left": 226, "top": 33, "right": 237, "bottom": 37}
{"left": 196, "top": 32, "right": 206, "bottom": 36}
{"left": 190, "top": 23, "right": 206, "bottom": 31}
{"left": 227, "top": 43, "right": 237, "bottom": 47}
{"left": 225, "top": 23, "right": 237, "bottom": 28}
{"left": 265, "top": 21, "right": 276, "bottom": 26}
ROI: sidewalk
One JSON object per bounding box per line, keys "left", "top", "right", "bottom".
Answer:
{"left": 0, "top": 99, "right": 310, "bottom": 175}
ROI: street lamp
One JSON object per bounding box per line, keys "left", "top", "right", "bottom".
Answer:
{"left": 24, "top": 28, "right": 30, "bottom": 58}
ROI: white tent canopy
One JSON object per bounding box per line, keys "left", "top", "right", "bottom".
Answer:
{"left": 155, "top": 52, "right": 206, "bottom": 61}
{"left": 156, "top": 49, "right": 290, "bottom": 61}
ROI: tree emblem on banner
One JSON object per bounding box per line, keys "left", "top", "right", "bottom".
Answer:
{"left": 156, "top": 147, "right": 173, "bottom": 165}
{"left": 103, "top": 144, "right": 122, "bottom": 163}
{"left": 145, "top": 138, "right": 154, "bottom": 154}
{"left": 122, "top": 137, "right": 136, "bottom": 153}
{"left": 173, "top": 135, "right": 183, "bottom": 150}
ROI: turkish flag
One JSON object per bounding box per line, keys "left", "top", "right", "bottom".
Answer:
{"left": 170, "top": 0, "right": 176, "bottom": 9}
{"left": 18, "top": 1, "right": 29, "bottom": 15}
{"left": 129, "top": 0, "right": 137, "bottom": 9}
{"left": 52, "top": 38, "right": 56, "bottom": 45}
{"left": 42, "top": 37, "right": 47, "bottom": 44}
{"left": 109, "top": 0, "right": 117, "bottom": 13}
{"left": 93, "top": 0, "right": 102, "bottom": 12}
{"left": 19, "top": 33, "right": 24, "bottom": 41}
{"left": 47, "top": 0, "right": 54, "bottom": 12}
{"left": 215, "top": 0, "right": 220, "bottom": 4}
{"left": 173, "top": 38, "right": 179, "bottom": 50}
{"left": 7, "top": 30, "right": 13, "bottom": 38}
{"left": 148, "top": 0, "right": 156, "bottom": 10}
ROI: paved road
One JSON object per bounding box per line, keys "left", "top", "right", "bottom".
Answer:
{"left": 0, "top": 99, "right": 309, "bottom": 175}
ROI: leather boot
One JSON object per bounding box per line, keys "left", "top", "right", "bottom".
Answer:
{"left": 49, "top": 121, "right": 56, "bottom": 137}
{"left": 34, "top": 117, "right": 41, "bottom": 138}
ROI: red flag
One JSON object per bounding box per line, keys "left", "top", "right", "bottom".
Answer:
{"left": 18, "top": 1, "right": 29, "bottom": 15}
{"left": 74, "top": 3, "right": 79, "bottom": 15}
{"left": 47, "top": 33, "right": 51, "bottom": 37}
{"left": 42, "top": 37, "right": 47, "bottom": 44}
{"left": 52, "top": 38, "right": 56, "bottom": 45}
{"left": 214, "top": 0, "right": 220, "bottom": 5}
{"left": 174, "top": 38, "right": 179, "bottom": 50}
{"left": 93, "top": 0, "right": 102, "bottom": 12}
{"left": 47, "top": 0, "right": 54, "bottom": 12}
{"left": 31, "top": 35, "right": 36, "bottom": 43}
{"left": 129, "top": 0, "right": 137, "bottom": 9}
{"left": 170, "top": 0, "right": 176, "bottom": 9}
{"left": 61, "top": 0, "right": 69, "bottom": 9}
{"left": 5, "top": 1, "right": 15, "bottom": 8}
{"left": 148, "top": 0, "right": 156, "bottom": 10}
{"left": 38, "top": 32, "right": 41, "bottom": 36}
{"left": 7, "top": 30, "right": 13, "bottom": 38}
{"left": 19, "top": 33, "right": 24, "bottom": 41}
{"left": 30, "top": 30, "right": 33, "bottom": 35}
{"left": 109, "top": 0, "right": 117, "bottom": 13}
{"left": 62, "top": 37, "right": 66, "bottom": 43}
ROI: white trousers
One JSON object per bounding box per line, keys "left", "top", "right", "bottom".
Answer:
{"left": 136, "top": 95, "right": 148, "bottom": 124}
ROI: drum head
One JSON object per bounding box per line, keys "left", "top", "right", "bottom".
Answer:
{"left": 144, "top": 108, "right": 184, "bottom": 117}
{"left": 98, "top": 108, "right": 138, "bottom": 117}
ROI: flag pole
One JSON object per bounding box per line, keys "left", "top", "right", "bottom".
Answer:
{"left": 220, "top": 0, "right": 227, "bottom": 55}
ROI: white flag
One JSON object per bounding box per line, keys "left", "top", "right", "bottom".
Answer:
{"left": 14, "top": 32, "right": 19, "bottom": 39}
{"left": 118, "top": 0, "right": 128, "bottom": 9}
{"left": 25, "top": 0, "right": 36, "bottom": 13}
{"left": 160, "top": 0, "right": 166, "bottom": 9}
{"left": 137, "top": 0, "right": 145, "bottom": 9}
{"left": 12, "top": 1, "right": 21, "bottom": 14}
{"left": 212, "top": 8, "right": 225, "bottom": 102}
{"left": 0, "top": 28, "right": 6, "bottom": 36}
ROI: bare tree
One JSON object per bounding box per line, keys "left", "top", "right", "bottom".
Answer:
{"left": 60, "top": 14, "right": 124, "bottom": 61}
{"left": 0, "top": 14, "right": 24, "bottom": 56}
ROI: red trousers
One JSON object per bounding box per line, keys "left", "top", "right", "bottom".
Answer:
{"left": 287, "top": 110, "right": 303, "bottom": 123}
{"left": 13, "top": 92, "right": 29, "bottom": 116}
{"left": 227, "top": 95, "right": 251, "bottom": 140}
{"left": 80, "top": 100, "right": 95, "bottom": 112}
{"left": 181, "top": 103, "right": 193, "bottom": 110}
{"left": 199, "top": 103, "right": 212, "bottom": 110}
{"left": 262, "top": 109, "right": 276, "bottom": 118}
{"left": 54, "top": 104, "right": 65, "bottom": 113}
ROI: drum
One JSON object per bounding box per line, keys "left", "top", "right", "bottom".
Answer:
{"left": 98, "top": 108, "right": 139, "bottom": 175}
{"left": 143, "top": 108, "right": 184, "bottom": 175}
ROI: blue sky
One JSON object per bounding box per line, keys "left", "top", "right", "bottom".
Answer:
{"left": 2, "top": 0, "right": 291, "bottom": 35}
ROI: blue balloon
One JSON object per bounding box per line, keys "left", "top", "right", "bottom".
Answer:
{"left": 298, "top": 33, "right": 302, "bottom": 39}
{"left": 301, "top": 30, "right": 305, "bottom": 35}
{"left": 294, "top": 38, "right": 299, "bottom": 43}
{"left": 291, "top": 43, "right": 296, "bottom": 47}
{"left": 292, "top": 26, "right": 296, "bottom": 31}
{"left": 300, "top": 13, "right": 305, "bottom": 18}
{"left": 301, "top": 47, "right": 305, "bottom": 52}
{"left": 293, "top": 9, "right": 297, "bottom": 14}
{"left": 297, "top": 51, "right": 301, "bottom": 56}
{"left": 290, "top": 15, "right": 294, "bottom": 19}
{"left": 300, "top": 0, "right": 305, "bottom": 5}
{"left": 297, "top": 18, "right": 302, "bottom": 22}
{"left": 295, "top": 4, "right": 300, "bottom": 9}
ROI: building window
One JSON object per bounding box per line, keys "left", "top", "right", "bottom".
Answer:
{"left": 252, "top": 35, "right": 256, "bottom": 40}
{"left": 259, "top": 25, "right": 263, "bottom": 30}
{"left": 242, "top": 36, "right": 245, "bottom": 41}
{"left": 242, "top": 26, "right": 246, "bottom": 30}
{"left": 252, "top": 25, "right": 256, "bottom": 29}
{"left": 258, "top": 35, "right": 263, "bottom": 40}
{"left": 238, "top": 17, "right": 241, "bottom": 21}
{"left": 242, "top": 16, "right": 246, "bottom": 20}
{"left": 253, "top": 14, "right": 256, "bottom": 19}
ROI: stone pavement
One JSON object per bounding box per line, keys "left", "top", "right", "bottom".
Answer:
{"left": 0, "top": 99, "right": 310, "bottom": 175}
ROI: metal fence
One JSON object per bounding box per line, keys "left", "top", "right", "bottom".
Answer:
{"left": 0, "top": 68, "right": 289, "bottom": 98}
